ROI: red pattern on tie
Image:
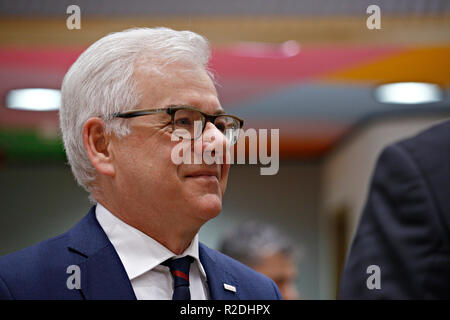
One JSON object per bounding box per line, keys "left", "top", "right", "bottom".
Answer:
{"left": 173, "top": 270, "right": 189, "bottom": 281}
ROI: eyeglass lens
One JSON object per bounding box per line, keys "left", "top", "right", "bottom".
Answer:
{"left": 173, "top": 109, "right": 240, "bottom": 144}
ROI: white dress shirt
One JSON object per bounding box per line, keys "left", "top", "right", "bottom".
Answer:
{"left": 95, "top": 203, "right": 209, "bottom": 300}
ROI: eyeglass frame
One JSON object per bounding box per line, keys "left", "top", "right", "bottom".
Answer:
{"left": 110, "top": 105, "right": 244, "bottom": 141}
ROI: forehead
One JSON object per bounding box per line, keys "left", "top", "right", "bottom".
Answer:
{"left": 256, "top": 253, "right": 297, "bottom": 276}
{"left": 134, "top": 60, "right": 222, "bottom": 114}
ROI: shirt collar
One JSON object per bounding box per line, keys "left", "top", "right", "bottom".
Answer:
{"left": 95, "top": 203, "right": 207, "bottom": 281}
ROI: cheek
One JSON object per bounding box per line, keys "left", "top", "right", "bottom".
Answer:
{"left": 117, "top": 136, "right": 180, "bottom": 184}
{"left": 220, "top": 164, "right": 230, "bottom": 193}
{"left": 148, "top": 144, "right": 182, "bottom": 182}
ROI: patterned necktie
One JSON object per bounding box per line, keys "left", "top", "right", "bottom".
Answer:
{"left": 163, "top": 256, "right": 194, "bottom": 300}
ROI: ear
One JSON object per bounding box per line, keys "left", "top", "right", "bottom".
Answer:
{"left": 82, "top": 117, "right": 115, "bottom": 177}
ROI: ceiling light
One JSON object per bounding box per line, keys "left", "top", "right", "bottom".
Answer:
{"left": 374, "top": 82, "right": 443, "bottom": 104}
{"left": 6, "top": 88, "right": 61, "bottom": 111}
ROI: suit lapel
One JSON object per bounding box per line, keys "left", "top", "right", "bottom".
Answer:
{"left": 67, "top": 206, "right": 136, "bottom": 300}
{"left": 199, "top": 243, "right": 239, "bottom": 300}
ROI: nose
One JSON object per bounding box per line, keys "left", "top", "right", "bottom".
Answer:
{"left": 196, "top": 122, "right": 230, "bottom": 164}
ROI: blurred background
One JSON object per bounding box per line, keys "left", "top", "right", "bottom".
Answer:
{"left": 0, "top": 0, "right": 449, "bottom": 299}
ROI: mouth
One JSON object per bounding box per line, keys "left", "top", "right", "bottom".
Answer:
{"left": 185, "top": 170, "right": 220, "bottom": 181}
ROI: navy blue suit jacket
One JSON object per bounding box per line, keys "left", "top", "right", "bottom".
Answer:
{"left": 340, "top": 120, "right": 450, "bottom": 299}
{"left": 0, "top": 206, "right": 282, "bottom": 300}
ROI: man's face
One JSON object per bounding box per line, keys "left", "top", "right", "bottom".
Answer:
{"left": 110, "top": 61, "right": 230, "bottom": 228}
{"left": 253, "top": 253, "right": 300, "bottom": 300}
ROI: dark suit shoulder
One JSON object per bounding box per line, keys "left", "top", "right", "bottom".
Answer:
{"left": 0, "top": 232, "right": 67, "bottom": 276}
{"left": 397, "top": 120, "right": 450, "bottom": 240}
{"left": 0, "top": 231, "right": 83, "bottom": 299}
{"left": 400, "top": 119, "right": 450, "bottom": 153}
{"left": 397, "top": 119, "right": 450, "bottom": 182}
{"left": 340, "top": 120, "right": 450, "bottom": 299}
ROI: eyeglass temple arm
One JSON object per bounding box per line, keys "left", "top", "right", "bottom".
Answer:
{"left": 112, "top": 109, "right": 169, "bottom": 119}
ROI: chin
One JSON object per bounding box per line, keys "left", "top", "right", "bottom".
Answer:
{"left": 192, "top": 194, "right": 223, "bottom": 221}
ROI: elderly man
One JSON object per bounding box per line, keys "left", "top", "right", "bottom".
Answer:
{"left": 0, "top": 27, "right": 281, "bottom": 300}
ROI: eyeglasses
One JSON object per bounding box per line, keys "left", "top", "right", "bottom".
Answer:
{"left": 111, "top": 105, "right": 244, "bottom": 145}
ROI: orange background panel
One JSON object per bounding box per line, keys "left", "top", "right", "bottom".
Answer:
{"left": 324, "top": 46, "right": 450, "bottom": 86}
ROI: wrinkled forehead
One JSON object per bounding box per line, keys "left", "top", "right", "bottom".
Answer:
{"left": 134, "top": 54, "right": 214, "bottom": 86}
{"left": 133, "top": 58, "right": 220, "bottom": 112}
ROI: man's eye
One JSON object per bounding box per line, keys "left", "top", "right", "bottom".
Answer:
{"left": 175, "top": 118, "right": 192, "bottom": 126}
{"left": 215, "top": 123, "right": 225, "bottom": 132}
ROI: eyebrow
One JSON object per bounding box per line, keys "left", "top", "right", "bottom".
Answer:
{"left": 168, "top": 104, "right": 226, "bottom": 116}
{"left": 214, "top": 109, "right": 226, "bottom": 115}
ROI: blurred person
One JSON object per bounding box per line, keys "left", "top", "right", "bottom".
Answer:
{"left": 340, "top": 120, "right": 450, "bottom": 299}
{"left": 0, "top": 27, "right": 282, "bottom": 300}
{"left": 219, "top": 221, "right": 301, "bottom": 300}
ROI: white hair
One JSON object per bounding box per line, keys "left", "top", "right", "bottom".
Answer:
{"left": 60, "top": 27, "right": 212, "bottom": 196}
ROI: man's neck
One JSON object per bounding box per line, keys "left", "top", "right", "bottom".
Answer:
{"left": 96, "top": 200, "right": 201, "bottom": 255}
